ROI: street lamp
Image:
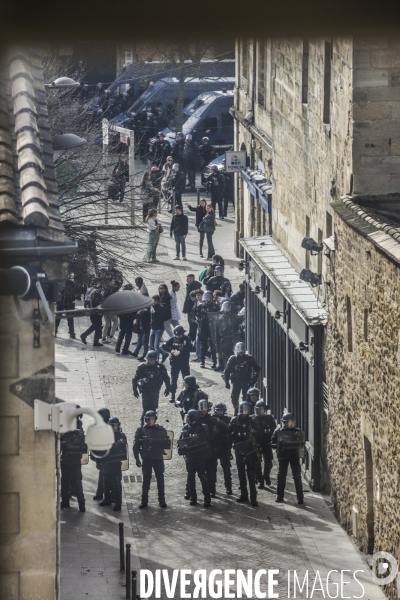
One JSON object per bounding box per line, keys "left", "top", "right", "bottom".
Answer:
{"left": 52, "top": 133, "right": 87, "bottom": 150}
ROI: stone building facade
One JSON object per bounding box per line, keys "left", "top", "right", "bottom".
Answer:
{"left": 232, "top": 36, "right": 400, "bottom": 590}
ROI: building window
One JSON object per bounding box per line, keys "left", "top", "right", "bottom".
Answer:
{"left": 326, "top": 211, "right": 333, "bottom": 238}
{"left": 301, "top": 38, "right": 309, "bottom": 104}
{"left": 346, "top": 295, "right": 353, "bottom": 352}
{"left": 258, "top": 40, "right": 266, "bottom": 108}
{"left": 221, "top": 112, "right": 234, "bottom": 135}
{"left": 241, "top": 40, "right": 249, "bottom": 93}
{"left": 323, "top": 40, "right": 332, "bottom": 125}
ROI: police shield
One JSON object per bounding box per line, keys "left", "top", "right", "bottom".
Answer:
{"left": 121, "top": 445, "right": 130, "bottom": 471}
{"left": 163, "top": 430, "right": 174, "bottom": 460}
{"left": 276, "top": 429, "right": 306, "bottom": 459}
{"left": 207, "top": 312, "right": 220, "bottom": 353}
{"left": 141, "top": 428, "right": 173, "bottom": 460}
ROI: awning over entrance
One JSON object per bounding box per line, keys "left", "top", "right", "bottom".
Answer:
{"left": 240, "top": 235, "right": 327, "bottom": 326}
{"left": 240, "top": 169, "right": 272, "bottom": 213}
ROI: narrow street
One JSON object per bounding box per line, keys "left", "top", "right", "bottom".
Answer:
{"left": 56, "top": 195, "right": 384, "bottom": 600}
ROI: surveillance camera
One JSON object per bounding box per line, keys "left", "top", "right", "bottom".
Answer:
{"left": 85, "top": 422, "right": 114, "bottom": 458}
{"left": 244, "top": 111, "right": 254, "bottom": 124}
{"left": 301, "top": 237, "right": 324, "bottom": 254}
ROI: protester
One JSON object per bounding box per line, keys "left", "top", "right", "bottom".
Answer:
{"left": 135, "top": 277, "right": 149, "bottom": 296}
{"left": 158, "top": 284, "right": 174, "bottom": 338}
{"left": 186, "top": 199, "right": 207, "bottom": 257}
{"left": 140, "top": 172, "right": 158, "bottom": 221}
{"left": 143, "top": 209, "right": 163, "bottom": 263}
{"left": 149, "top": 295, "right": 169, "bottom": 362}
{"left": 231, "top": 284, "right": 246, "bottom": 314}
{"left": 169, "top": 280, "right": 182, "bottom": 327}
{"left": 170, "top": 205, "right": 189, "bottom": 261}
{"left": 132, "top": 303, "right": 151, "bottom": 361}
{"left": 199, "top": 204, "right": 216, "bottom": 259}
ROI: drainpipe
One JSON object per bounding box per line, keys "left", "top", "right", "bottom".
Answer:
{"left": 249, "top": 38, "right": 257, "bottom": 237}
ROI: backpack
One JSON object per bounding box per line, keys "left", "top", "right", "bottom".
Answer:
{"left": 198, "top": 267, "right": 208, "bottom": 282}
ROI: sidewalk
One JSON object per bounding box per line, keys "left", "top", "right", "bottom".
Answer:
{"left": 56, "top": 194, "right": 385, "bottom": 600}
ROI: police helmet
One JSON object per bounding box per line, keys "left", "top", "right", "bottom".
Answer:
{"left": 184, "top": 375, "right": 197, "bottom": 388}
{"left": 146, "top": 350, "right": 158, "bottom": 361}
{"left": 202, "top": 136, "right": 209, "bottom": 143}
{"left": 157, "top": 131, "right": 165, "bottom": 137}
{"left": 247, "top": 387, "right": 260, "bottom": 399}
{"left": 145, "top": 410, "right": 157, "bottom": 422}
{"left": 99, "top": 266, "right": 108, "bottom": 273}
{"left": 187, "top": 409, "right": 200, "bottom": 422}
{"left": 122, "top": 92, "right": 129, "bottom": 98}
{"left": 123, "top": 283, "right": 133, "bottom": 290}
{"left": 97, "top": 82, "right": 103, "bottom": 89}
{"left": 210, "top": 164, "right": 219, "bottom": 173}
{"left": 98, "top": 408, "right": 110, "bottom": 423}
{"left": 198, "top": 399, "right": 209, "bottom": 412}
{"left": 221, "top": 301, "right": 231, "bottom": 312}
{"left": 109, "top": 98, "right": 115, "bottom": 105}
{"left": 177, "top": 132, "right": 184, "bottom": 138}
{"left": 255, "top": 400, "right": 268, "bottom": 415}
{"left": 147, "top": 112, "right": 153, "bottom": 118}
{"left": 203, "top": 291, "right": 213, "bottom": 301}
{"left": 235, "top": 342, "right": 245, "bottom": 353}
{"left": 108, "top": 417, "right": 121, "bottom": 425}
{"left": 173, "top": 163, "right": 180, "bottom": 169}
{"left": 214, "top": 402, "right": 227, "bottom": 414}
{"left": 238, "top": 402, "right": 251, "bottom": 415}
{"left": 174, "top": 325, "right": 185, "bottom": 336}
{"left": 282, "top": 412, "right": 294, "bottom": 423}
{"left": 215, "top": 266, "right": 223, "bottom": 273}
{"left": 186, "top": 133, "right": 193, "bottom": 140}
{"left": 130, "top": 112, "right": 137, "bottom": 118}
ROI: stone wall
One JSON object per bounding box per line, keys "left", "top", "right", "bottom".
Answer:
{"left": 326, "top": 212, "right": 400, "bottom": 598}
{"left": 353, "top": 38, "right": 400, "bottom": 195}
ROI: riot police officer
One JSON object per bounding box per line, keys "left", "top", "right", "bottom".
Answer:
{"left": 156, "top": 109, "right": 169, "bottom": 130}
{"left": 224, "top": 343, "right": 261, "bottom": 408}
{"left": 271, "top": 412, "right": 304, "bottom": 504}
{"left": 178, "top": 409, "right": 212, "bottom": 507}
{"left": 252, "top": 400, "right": 276, "bottom": 488}
{"left": 55, "top": 278, "right": 77, "bottom": 338}
{"left": 204, "top": 265, "right": 230, "bottom": 293}
{"left": 213, "top": 301, "right": 242, "bottom": 371}
{"left": 60, "top": 424, "right": 86, "bottom": 512}
{"left": 245, "top": 387, "right": 261, "bottom": 415}
{"left": 98, "top": 417, "right": 127, "bottom": 511}
{"left": 175, "top": 375, "right": 208, "bottom": 421}
{"left": 193, "top": 290, "right": 220, "bottom": 368}
{"left": 133, "top": 411, "right": 168, "bottom": 509}
{"left": 198, "top": 137, "right": 217, "bottom": 168}
{"left": 212, "top": 403, "right": 232, "bottom": 495}
{"left": 197, "top": 399, "right": 218, "bottom": 497}
{"left": 93, "top": 408, "right": 110, "bottom": 501}
{"left": 132, "top": 350, "right": 171, "bottom": 421}
{"left": 171, "top": 163, "right": 186, "bottom": 206}
{"left": 172, "top": 132, "right": 186, "bottom": 167}
{"left": 161, "top": 325, "right": 192, "bottom": 402}
{"left": 228, "top": 402, "right": 260, "bottom": 506}
{"left": 183, "top": 133, "right": 199, "bottom": 190}
{"left": 151, "top": 132, "right": 172, "bottom": 169}
{"left": 207, "top": 165, "right": 225, "bottom": 219}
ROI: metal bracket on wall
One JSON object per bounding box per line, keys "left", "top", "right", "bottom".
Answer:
{"left": 13, "top": 281, "right": 53, "bottom": 326}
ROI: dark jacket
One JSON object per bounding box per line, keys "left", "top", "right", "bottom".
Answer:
{"left": 56, "top": 280, "right": 76, "bottom": 311}
{"left": 99, "top": 430, "right": 127, "bottom": 473}
{"left": 183, "top": 280, "right": 202, "bottom": 314}
{"left": 207, "top": 172, "right": 225, "bottom": 198}
{"left": 172, "top": 140, "right": 186, "bottom": 165}
{"left": 162, "top": 334, "right": 193, "bottom": 363}
{"left": 138, "top": 308, "right": 151, "bottom": 334}
{"left": 176, "top": 387, "right": 208, "bottom": 413}
{"left": 133, "top": 424, "right": 168, "bottom": 460}
{"left": 198, "top": 143, "right": 217, "bottom": 166}
{"left": 252, "top": 414, "right": 277, "bottom": 448}
{"left": 200, "top": 211, "right": 216, "bottom": 233}
{"left": 151, "top": 138, "right": 171, "bottom": 163}
{"left": 231, "top": 291, "right": 245, "bottom": 314}
{"left": 183, "top": 140, "right": 199, "bottom": 168}
{"left": 61, "top": 429, "right": 86, "bottom": 465}
{"left": 171, "top": 170, "right": 186, "bottom": 193}
{"left": 132, "top": 362, "right": 170, "bottom": 393}
{"left": 188, "top": 204, "right": 207, "bottom": 228}
{"left": 205, "top": 275, "right": 230, "bottom": 293}
{"left": 224, "top": 353, "right": 261, "bottom": 384}
{"left": 178, "top": 421, "right": 211, "bottom": 459}
{"left": 159, "top": 293, "right": 172, "bottom": 321}
{"left": 193, "top": 300, "right": 220, "bottom": 331}
{"left": 150, "top": 304, "right": 166, "bottom": 330}
{"left": 170, "top": 212, "right": 189, "bottom": 237}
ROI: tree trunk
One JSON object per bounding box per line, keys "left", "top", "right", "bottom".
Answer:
{"left": 175, "top": 51, "right": 186, "bottom": 132}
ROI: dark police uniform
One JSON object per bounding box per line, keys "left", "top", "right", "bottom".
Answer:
{"left": 206, "top": 171, "right": 225, "bottom": 218}
{"left": 133, "top": 424, "right": 169, "bottom": 506}
{"left": 228, "top": 415, "right": 260, "bottom": 503}
{"left": 193, "top": 300, "right": 220, "bottom": 365}
{"left": 252, "top": 412, "right": 276, "bottom": 486}
{"left": 176, "top": 386, "right": 208, "bottom": 417}
{"left": 115, "top": 311, "right": 136, "bottom": 354}
{"left": 98, "top": 429, "right": 127, "bottom": 510}
{"left": 224, "top": 353, "right": 261, "bottom": 408}
{"left": 161, "top": 334, "right": 192, "bottom": 397}
{"left": 210, "top": 413, "right": 232, "bottom": 494}
{"left": 151, "top": 138, "right": 172, "bottom": 169}
{"left": 178, "top": 421, "right": 211, "bottom": 505}
{"left": 271, "top": 426, "right": 304, "bottom": 503}
{"left": 55, "top": 279, "right": 77, "bottom": 338}
{"left": 60, "top": 429, "right": 86, "bottom": 512}
{"left": 214, "top": 312, "right": 243, "bottom": 370}
{"left": 132, "top": 361, "right": 171, "bottom": 412}
{"left": 198, "top": 143, "right": 217, "bottom": 167}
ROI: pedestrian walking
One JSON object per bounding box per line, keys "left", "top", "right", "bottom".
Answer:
{"left": 207, "top": 165, "right": 225, "bottom": 219}
{"left": 135, "top": 276, "right": 149, "bottom": 296}
{"left": 133, "top": 411, "right": 168, "bottom": 509}
{"left": 190, "top": 289, "right": 204, "bottom": 361}
{"left": 115, "top": 283, "right": 136, "bottom": 355}
{"left": 171, "top": 163, "right": 186, "bottom": 206}
{"left": 183, "top": 133, "right": 199, "bottom": 190}
{"left": 186, "top": 199, "right": 207, "bottom": 257}
{"left": 80, "top": 279, "right": 104, "bottom": 347}
{"left": 140, "top": 172, "right": 158, "bottom": 221}
{"left": 132, "top": 305, "right": 151, "bottom": 360}
{"left": 112, "top": 154, "right": 129, "bottom": 203}
{"left": 93, "top": 408, "right": 110, "bottom": 501}
{"left": 149, "top": 295, "right": 169, "bottom": 361}
{"left": 223, "top": 343, "right": 261, "bottom": 409}
{"left": 55, "top": 278, "right": 77, "bottom": 339}
{"left": 198, "top": 204, "right": 216, "bottom": 259}
{"left": 102, "top": 278, "right": 119, "bottom": 343}
{"left": 158, "top": 284, "right": 174, "bottom": 339}
{"left": 170, "top": 204, "right": 188, "bottom": 260}
{"left": 193, "top": 290, "right": 220, "bottom": 368}
{"left": 143, "top": 209, "right": 163, "bottom": 263}
{"left": 169, "top": 280, "right": 182, "bottom": 325}
{"left": 182, "top": 273, "right": 202, "bottom": 333}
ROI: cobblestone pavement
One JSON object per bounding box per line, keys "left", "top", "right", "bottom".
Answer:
{"left": 57, "top": 194, "right": 384, "bottom": 599}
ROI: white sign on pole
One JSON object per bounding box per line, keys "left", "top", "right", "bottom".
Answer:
{"left": 225, "top": 150, "right": 247, "bottom": 172}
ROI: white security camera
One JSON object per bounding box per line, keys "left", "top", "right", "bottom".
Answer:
{"left": 34, "top": 400, "right": 114, "bottom": 457}
{"left": 244, "top": 110, "right": 254, "bottom": 124}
